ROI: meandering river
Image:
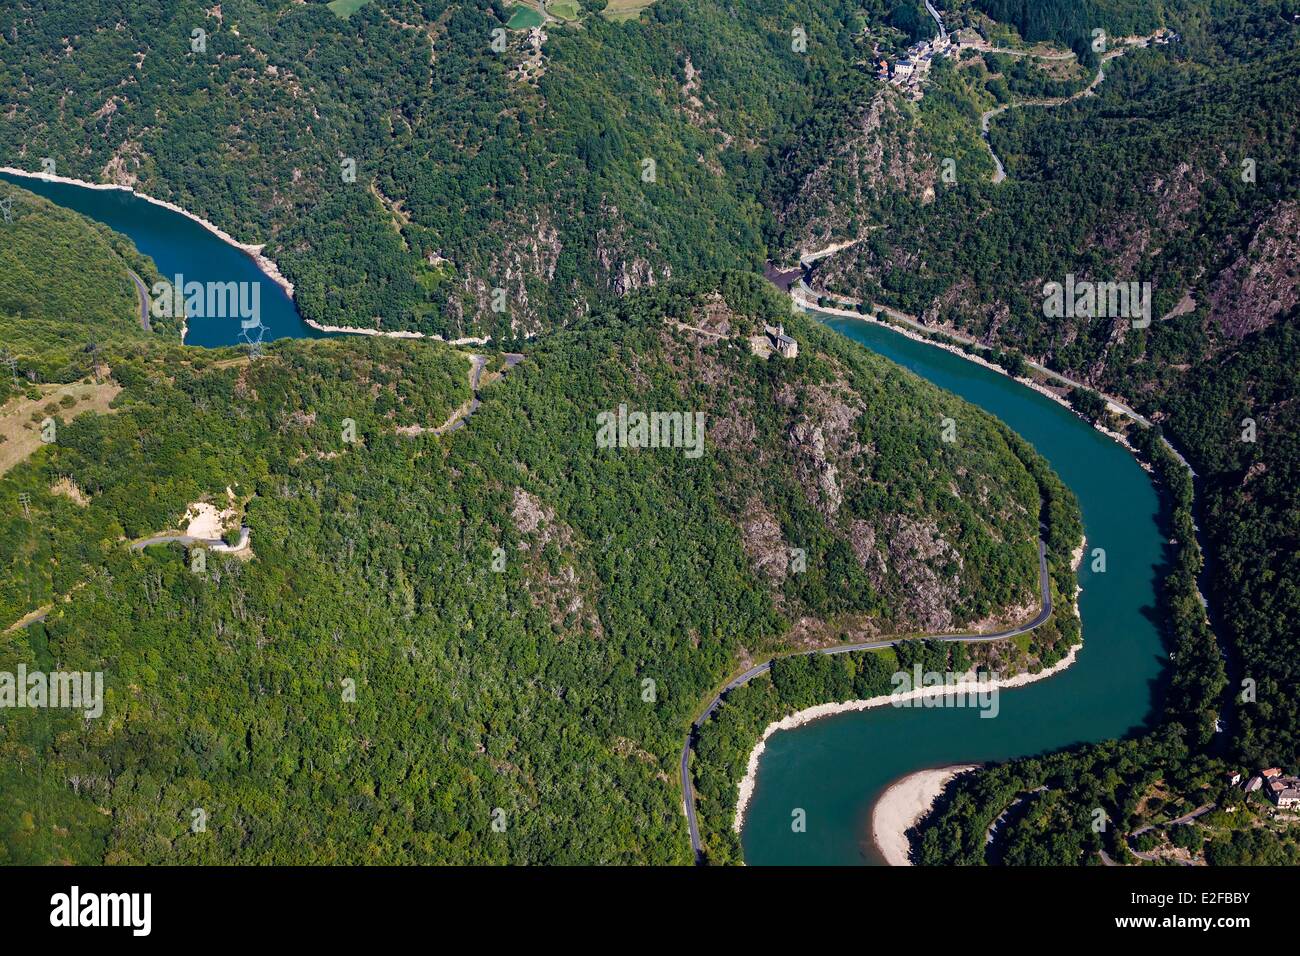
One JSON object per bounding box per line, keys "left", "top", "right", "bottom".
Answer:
{"left": 740, "top": 315, "right": 1170, "bottom": 865}
{"left": 7, "top": 173, "right": 1171, "bottom": 867}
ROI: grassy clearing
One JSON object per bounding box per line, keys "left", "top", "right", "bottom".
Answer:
{"left": 601, "top": 0, "right": 655, "bottom": 22}
{"left": 507, "top": 4, "right": 546, "bottom": 29}
{"left": 327, "top": 0, "right": 371, "bottom": 19}
{"left": 0, "top": 381, "right": 122, "bottom": 478}
{"left": 548, "top": 1, "right": 581, "bottom": 20}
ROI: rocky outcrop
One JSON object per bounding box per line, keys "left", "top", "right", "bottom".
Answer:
{"left": 788, "top": 420, "right": 843, "bottom": 516}
{"left": 739, "top": 496, "right": 793, "bottom": 584}
{"left": 510, "top": 488, "right": 603, "bottom": 638}
{"left": 785, "top": 372, "right": 868, "bottom": 520}
{"left": 776, "top": 89, "right": 935, "bottom": 260}
{"left": 1208, "top": 200, "right": 1300, "bottom": 340}
{"left": 881, "top": 513, "right": 963, "bottom": 631}
{"left": 451, "top": 215, "right": 564, "bottom": 335}
{"left": 595, "top": 200, "right": 671, "bottom": 296}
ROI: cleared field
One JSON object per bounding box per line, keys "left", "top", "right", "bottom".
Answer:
{"left": 549, "top": 1, "right": 581, "bottom": 20}
{"left": 0, "top": 381, "right": 122, "bottom": 478}
{"left": 602, "top": 0, "right": 656, "bottom": 22}
{"left": 327, "top": 0, "right": 371, "bottom": 18}
{"left": 507, "top": 4, "right": 546, "bottom": 29}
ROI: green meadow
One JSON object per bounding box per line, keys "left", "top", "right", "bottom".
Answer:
{"left": 507, "top": 4, "right": 546, "bottom": 29}
{"left": 326, "top": 0, "right": 371, "bottom": 18}
{"left": 601, "top": 0, "right": 656, "bottom": 22}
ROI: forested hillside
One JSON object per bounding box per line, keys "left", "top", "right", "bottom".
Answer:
{"left": 0, "top": 0, "right": 895, "bottom": 338}
{"left": 0, "top": 182, "right": 168, "bottom": 396}
{"left": 0, "top": 273, "right": 1065, "bottom": 863}
{"left": 2, "top": 0, "right": 1295, "bottom": 868}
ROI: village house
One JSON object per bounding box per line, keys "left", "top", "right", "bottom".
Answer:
{"left": 882, "top": 27, "right": 959, "bottom": 98}
{"left": 1247, "top": 768, "right": 1300, "bottom": 808}
{"left": 1267, "top": 775, "right": 1300, "bottom": 809}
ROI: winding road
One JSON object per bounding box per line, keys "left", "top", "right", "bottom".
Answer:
{"left": 979, "top": 34, "right": 1166, "bottom": 183}
{"left": 407, "top": 351, "right": 525, "bottom": 437}
{"left": 130, "top": 525, "right": 250, "bottom": 553}
{"left": 1115, "top": 802, "right": 1216, "bottom": 865}
{"left": 923, "top": 0, "right": 946, "bottom": 40}
{"left": 977, "top": 52, "right": 1112, "bottom": 184}
{"left": 681, "top": 537, "right": 1052, "bottom": 861}
{"left": 127, "top": 267, "right": 151, "bottom": 332}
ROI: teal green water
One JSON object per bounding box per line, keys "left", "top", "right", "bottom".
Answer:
{"left": 740, "top": 315, "right": 1170, "bottom": 865}
{"left": 0, "top": 172, "right": 322, "bottom": 347}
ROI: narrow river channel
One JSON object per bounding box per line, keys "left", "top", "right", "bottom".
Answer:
{"left": 739, "top": 314, "right": 1170, "bottom": 865}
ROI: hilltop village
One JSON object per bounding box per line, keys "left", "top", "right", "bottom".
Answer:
{"left": 873, "top": 0, "right": 952, "bottom": 99}
{"left": 874, "top": 4, "right": 1182, "bottom": 102}
{"left": 875, "top": 29, "right": 956, "bottom": 99}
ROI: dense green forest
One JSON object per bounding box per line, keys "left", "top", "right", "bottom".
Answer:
{"left": 2, "top": 0, "right": 1296, "bottom": 866}
{"left": 0, "top": 0, "right": 890, "bottom": 338}
{"left": 0, "top": 272, "right": 1066, "bottom": 863}
{"left": 0, "top": 182, "right": 169, "bottom": 397}
{"left": 969, "top": 0, "right": 1168, "bottom": 58}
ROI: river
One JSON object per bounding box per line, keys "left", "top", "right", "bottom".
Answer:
{"left": 739, "top": 314, "right": 1170, "bottom": 865}
{"left": 5, "top": 172, "right": 1171, "bottom": 867}
{"left": 0, "top": 171, "right": 320, "bottom": 347}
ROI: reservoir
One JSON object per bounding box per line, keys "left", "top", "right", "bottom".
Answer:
{"left": 0, "top": 171, "right": 321, "bottom": 347}
{"left": 4, "top": 172, "right": 1170, "bottom": 867}
{"left": 739, "top": 315, "right": 1170, "bottom": 865}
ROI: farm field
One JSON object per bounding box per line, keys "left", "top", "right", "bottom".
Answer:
{"left": 0, "top": 380, "right": 122, "bottom": 478}
{"left": 549, "top": 1, "right": 581, "bottom": 20}
{"left": 602, "top": 0, "right": 656, "bottom": 22}
{"left": 507, "top": 4, "right": 546, "bottom": 29}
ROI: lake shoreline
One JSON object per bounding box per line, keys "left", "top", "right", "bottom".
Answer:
{"left": 870, "top": 764, "right": 980, "bottom": 866}
{"left": 803, "top": 296, "right": 1159, "bottom": 472}
{"left": 731, "top": 641, "right": 1081, "bottom": 836}
{"left": 300, "top": 316, "right": 492, "bottom": 346}
{"left": 1, "top": 167, "right": 506, "bottom": 346}
{"left": 0, "top": 167, "right": 297, "bottom": 300}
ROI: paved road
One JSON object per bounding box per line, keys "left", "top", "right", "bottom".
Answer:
{"left": 1127, "top": 803, "right": 1215, "bottom": 864}
{"left": 1132, "top": 802, "right": 1215, "bottom": 837}
{"left": 794, "top": 282, "right": 1195, "bottom": 474}
{"left": 436, "top": 352, "right": 525, "bottom": 435}
{"left": 130, "top": 525, "right": 249, "bottom": 552}
{"left": 681, "top": 537, "right": 1052, "bottom": 861}
{"left": 923, "top": 0, "right": 946, "bottom": 39}
{"left": 978, "top": 37, "right": 1158, "bottom": 186}
{"left": 127, "top": 268, "right": 151, "bottom": 332}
